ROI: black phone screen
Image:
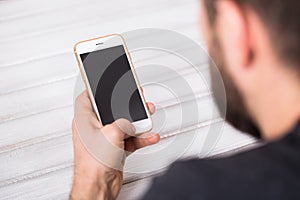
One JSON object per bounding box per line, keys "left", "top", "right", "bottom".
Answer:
{"left": 80, "top": 45, "right": 147, "bottom": 125}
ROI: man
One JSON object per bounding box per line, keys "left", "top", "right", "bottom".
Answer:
{"left": 70, "top": 0, "right": 300, "bottom": 199}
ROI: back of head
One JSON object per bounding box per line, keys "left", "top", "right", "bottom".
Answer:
{"left": 204, "top": 0, "right": 300, "bottom": 76}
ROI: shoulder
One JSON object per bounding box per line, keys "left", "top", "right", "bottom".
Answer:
{"left": 141, "top": 159, "right": 215, "bottom": 200}
{"left": 141, "top": 143, "right": 287, "bottom": 200}
{"left": 142, "top": 157, "right": 242, "bottom": 200}
{"left": 142, "top": 130, "right": 300, "bottom": 199}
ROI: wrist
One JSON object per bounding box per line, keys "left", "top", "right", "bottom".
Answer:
{"left": 70, "top": 174, "right": 100, "bottom": 200}
{"left": 70, "top": 167, "right": 123, "bottom": 200}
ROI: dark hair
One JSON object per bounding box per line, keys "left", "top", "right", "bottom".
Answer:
{"left": 204, "top": 0, "right": 300, "bottom": 74}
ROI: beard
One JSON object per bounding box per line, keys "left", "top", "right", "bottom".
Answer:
{"left": 208, "top": 33, "right": 262, "bottom": 138}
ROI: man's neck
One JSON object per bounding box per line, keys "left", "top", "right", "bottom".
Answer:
{"left": 255, "top": 68, "right": 300, "bottom": 141}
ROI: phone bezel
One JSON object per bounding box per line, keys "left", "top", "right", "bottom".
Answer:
{"left": 74, "top": 34, "right": 152, "bottom": 134}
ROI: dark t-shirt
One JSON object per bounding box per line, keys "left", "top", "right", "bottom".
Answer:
{"left": 142, "top": 121, "right": 300, "bottom": 200}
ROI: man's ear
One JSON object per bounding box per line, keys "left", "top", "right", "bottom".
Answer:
{"left": 215, "top": 0, "right": 251, "bottom": 72}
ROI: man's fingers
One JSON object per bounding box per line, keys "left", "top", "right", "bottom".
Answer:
{"left": 75, "top": 91, "right": 157, "bottom": 149}
{"left": 125, "top": 134, "right": 160, "bottom": 152}
{"left": 146, "top": 102, "right": 156, "bottom": 115}
{"left": 75, "top": 90, "right": 95, "bottom": 115}
{"left": 75, "top": 90, "right": 90, "bottom": 107}
{"left": 134, "top": 134, "right": 160, "bottom": 149}
{"left": 74, "top": 90, "right": 103, "bottom": 128}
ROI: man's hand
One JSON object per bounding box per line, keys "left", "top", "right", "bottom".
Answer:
{"left": 70, "top": 91, "right": 160, "bottom": 200}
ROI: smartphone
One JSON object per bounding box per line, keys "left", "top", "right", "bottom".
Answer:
{"left": 74, "top": 34, "right": 152, "bottom": 134}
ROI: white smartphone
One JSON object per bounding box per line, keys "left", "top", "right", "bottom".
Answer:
{"left": 74, "top": 34, "right": 152, "bottom": 134}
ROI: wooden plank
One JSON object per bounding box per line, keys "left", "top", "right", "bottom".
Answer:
{"left": 0, "top": 52, "right": 77, "bottom": 95}
{"left": 0, "top": 166, "right": 73, "bottom": 200}
{"left": 0, "top": 38, "right": 206, "bottom": 95}
{"left": 0, "top": 134, "right": 73, "bottom": 184}
{"left": 0, "top": 78, "right": 75, "bottom": 122}
{"left": 0, "top": 161, "right": 155, "bottom": 200}
{"left": 0, "top": 91, "right": 215, "bottom": 148}
{"left": 0, "top": 0, "right": 187, "bottom": 39}
{"left": 0, "top": 63, "right": 210, "bottom": 122}
{"left": 0, "top": 0, "right": 96, "bottom": 20}
{"left": 0, "top": 107, "right": 73, "bottom": 148}
{"left": 0, "top": 122, "right": 255, "bottom": 188}
{"left": 0, "top": 3, "right": 199, "bottom": 66}
{"left": 0, "top": 37, "right": 211, "bottom": 125}
{"left": 0, "top": 135, "right": 255, "bottom": 200}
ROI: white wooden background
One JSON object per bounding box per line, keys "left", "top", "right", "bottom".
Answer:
{"left": 0, "top": 0, "right": 257, "bottom": 199}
